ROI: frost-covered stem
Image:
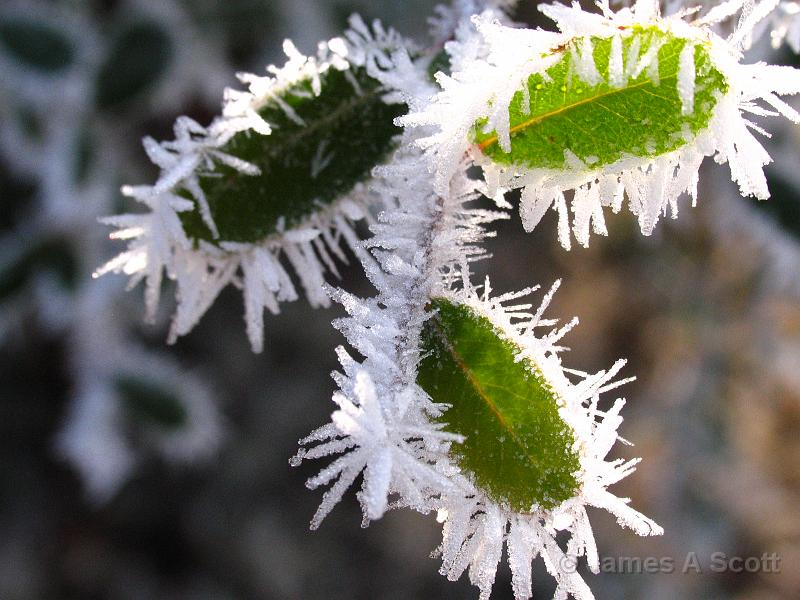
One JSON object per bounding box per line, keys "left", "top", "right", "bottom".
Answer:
{"left": 389, "top": 192, "right": 447, "bottom": 381}
{"left": 393, "top": 204, "right": 441, "bottom": 378}
{"left": 292, "top": 110, "right": 504, "bottom": 524}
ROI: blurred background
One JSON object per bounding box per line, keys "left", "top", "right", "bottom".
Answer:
{"left": 0, "top": 1, "right": 799, "bottom": 599}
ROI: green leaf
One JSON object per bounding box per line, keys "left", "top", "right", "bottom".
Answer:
{"left": 417, "top": 298, "right": 581, "bottom": 511}
{"left": 0, "top": 238, "right": 77, "bottom": 301}
{"left": 96, "top": 21, "right": 172, "bottom": 109}
{"left": 0, "top": 18, "right": 74, "bottom": 73}
{"left": 474, "top": 27, "right": 728, "bottom": 170}
{"left": 179, "top": 64, "right": 405, "bottom": 245}
{"left": 115, "top": 376, "right": 188, "bottom": 431}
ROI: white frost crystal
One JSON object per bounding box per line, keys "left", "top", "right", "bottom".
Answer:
{"left": 298, "top": 271, "right": 661, "bottom": 600}
{"left": 428, "top": 282, "right": 661, "bottom": 600}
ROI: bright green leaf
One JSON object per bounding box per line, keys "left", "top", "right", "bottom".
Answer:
{"left": 96, "top": 21, "right": 172, "bottom": 109}
{"left": 116, "top": 376, "right": 188, "bottom": 431}
{"left": 179, "top": 65, "right": 405, "bottom": 245}
{"left": 0, "top": 18, "right": 74, "bottom": 73}
{"left": 474, "top": 27, "right": 728, "bottom": 170}
{"left": 417, "top": 298, "right": 581, "bottom": 511}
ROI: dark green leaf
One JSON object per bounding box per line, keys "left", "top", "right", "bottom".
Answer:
{"left": 418, "top": 298, "right": 581, "bottom": 511}
{"left": 0, "top": 238, "right": 78, "bottom": 301}
{"left": 96, "top": 21, "right": 172, "bottom": 109}
{"left": 0, "top": 19, "right": 74, "bottom": 73}
{"left": 179, "top": 64, "right": 405, "bottom": 244}
{"left": 116, "top": 375, "right": 188, "bottom": 431}
{"left": 475, "top": 27, "right": 727, "bottom": 170}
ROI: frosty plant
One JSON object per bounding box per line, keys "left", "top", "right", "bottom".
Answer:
{"left": 97, "top": 1, "right": 800, "bottom": 598}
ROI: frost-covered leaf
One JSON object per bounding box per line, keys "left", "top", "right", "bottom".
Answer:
{"left": 97, "top": 18, "right": 421, "bottom": 352}
{"left": 178, "top": 64, "right": 404, "bottom": 244}
{"left": 0, "top": 18, "right": 74, "bottom": 73}
{"left": 96, "top": 21, "right": 172, "bottom": 109}
{"left": 418, "top": 297, "right": 581, "bottom": 512}
{"left": 474, "top": 27, "right": 727, "bottom": 170}
{"left": 405, "top": 2, "right": 800, "bottom": 249}
{"left": 115, "top": 375, "right": 188, "bottom": 431}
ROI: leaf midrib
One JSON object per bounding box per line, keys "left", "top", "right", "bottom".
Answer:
{"left": 428, "top": 312, "right": 545, "bottom": 470}
{"left": 234, "top": 72, "right": 393, "bottom": 167}
{"left": 476, "top": 49, "right": 685, "bottom": 153}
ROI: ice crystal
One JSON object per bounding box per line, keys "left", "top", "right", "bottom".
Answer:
{"left": 294, "top": 57, "right": 508, "bottom": 526}
{"left": 71, "top": 0, "right": 799, "bottom": 597}
{"left": 299, "top": 268, "right": 661, "bottom": 600}
{"left": 428, "top": 0, "right": 520, "bottom": 45}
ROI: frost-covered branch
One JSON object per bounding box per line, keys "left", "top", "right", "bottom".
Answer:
{"left": 293, "top": 4, "right": 668, "bottom": 599}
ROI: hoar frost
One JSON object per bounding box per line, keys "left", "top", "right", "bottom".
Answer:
{"left": 88, "top": 1, "right": 800, "bottom": 599}
{"left": 293, "top": 7, "right": 662, "bottom": 593}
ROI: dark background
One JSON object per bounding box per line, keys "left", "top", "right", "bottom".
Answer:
{"left": 1, "top": 1, "right": 799, "bottom": 599}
